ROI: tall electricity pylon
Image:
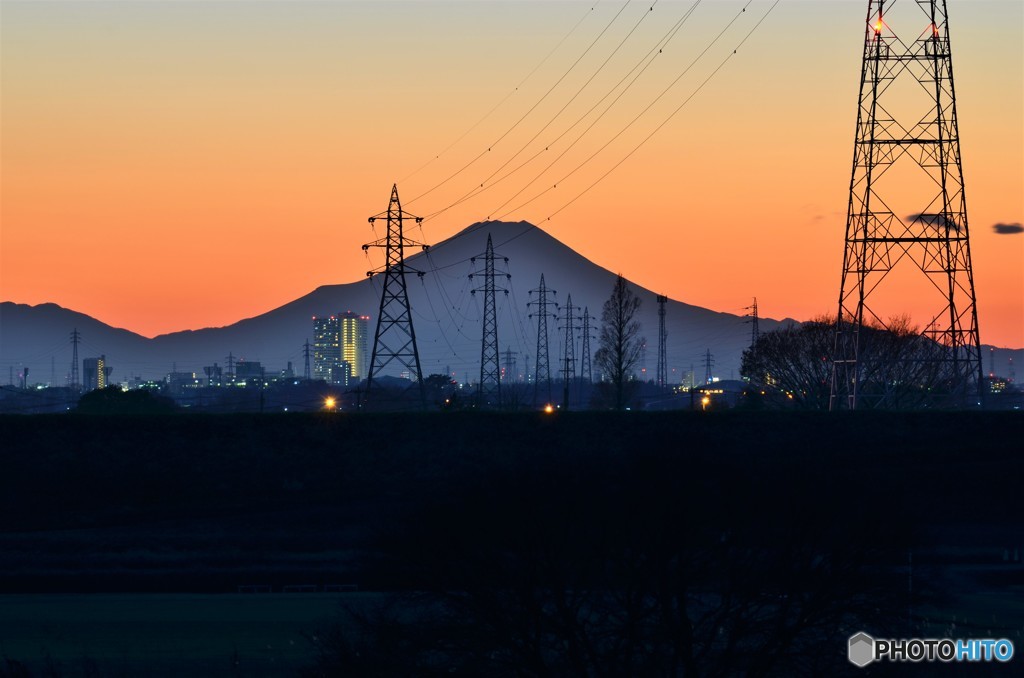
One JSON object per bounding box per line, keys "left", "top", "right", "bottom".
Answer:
{"left": 469, "top": 233, "right": 510, "bottom": 408}
{"left": 527, "top": 274, "right": 558, "bottom": 407}
{"left": 363, "top": 184, "right": 429, "bottom": 409}
{"left": 656, "top": 295, "right": 668, "bottom": 389}
{"left": 703, "top": 349, "right": 714, "bottom": 385}
{"left": 830, "top": 0, "right": 982, "bottom": 410}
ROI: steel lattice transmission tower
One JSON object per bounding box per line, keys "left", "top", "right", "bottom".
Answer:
{"left": 302, "top": 339, "right": 311, "bottom": 381}
{"left": 69, "top": 328, "right": 81, "bottom": 391}
{"left": 744, "top": 297, "right": 760, "bottom": 348}
{"left": 363, "top": 184, "right": 429, "bottom": 408}
{"left": 656, "top": 295, "right": 668, "bottom": 389}
{"left": 558, "top": 295, "right": 580, "bottom": 410}
{"left": 703, "top": 349, "right": 714, "bottom": 385}
{"left": 579, "top": 306, "right": 594, "bottom": 386}
{"left": 527, "top": 274, "right": 558, "bottom": 406}
{"left": 830, "top": 0, "right": 982, "bottom": 410}
{"left": 469, "top": 234, "right": 510, "bottom": 408}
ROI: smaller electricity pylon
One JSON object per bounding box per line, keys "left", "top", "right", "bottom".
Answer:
{"left": 528, "top": 274, "right": 558, "bottom": 408}
{"left": 656, "top": 295, "right": 668, "bottom": 389}
{"left": 558, "top": 295, "right": 581, "bottom": 410}
{"left": 744, "top": 297, "right": 760, "bottom": 348}
{"left": 469, "top": 233, "right": 510, "bottom": 408}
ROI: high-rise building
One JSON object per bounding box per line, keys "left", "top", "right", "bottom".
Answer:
{"left": 340, "top": 312, "right": 369, "bottom": 380}
{"left": 82, "top": 355, "right": 111, "bottom": 391}
{"left": 313, "top": 316, "right": 340, "bottom": 383}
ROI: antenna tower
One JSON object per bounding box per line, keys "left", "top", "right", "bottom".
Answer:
{"left": 363, "top": 184, "right": 429, "bottom": 408}
{"left": 656, "top": 295, "right": 668, "bottom": 388}
{"left": 527, "top": 274, "right": 558, "bottom": 407}
{"left": 469, "top": 233, "right": 510, "bottom": 408}
{"left": 830, "top": 0, "right": 982, "bottom": 410}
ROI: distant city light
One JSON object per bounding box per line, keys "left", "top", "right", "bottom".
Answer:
{"left": 324, "top": 396, "right": 337, "bottom": 411}
{"left": 701, "top": 395, "right": 711, "bottom": 411}
{"left": 544, "top": 404, "right": 555, "bottom": 414}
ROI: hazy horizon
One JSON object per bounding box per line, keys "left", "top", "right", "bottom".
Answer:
{"left": 2, "top": 0, "right": 1021, "bottom": 344}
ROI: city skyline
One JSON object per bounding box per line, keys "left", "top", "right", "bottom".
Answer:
{"left": 2, "top": 1, "right": 1021, "bottom": 346}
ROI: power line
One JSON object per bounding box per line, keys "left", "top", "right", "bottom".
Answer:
{"left": 398, "top": 1, "right": 602, "bottom": 185}
{"left": 405, "top": 0, "right": 635, "bottom": 206}
{"left": 510, "top": 0, "right": 779, "bottom": 224}
{"left": 422, "top": 0, "right": 665, "bottom": 222}
{"left": 405, "top": 0, "right": 782, "bottom": 284}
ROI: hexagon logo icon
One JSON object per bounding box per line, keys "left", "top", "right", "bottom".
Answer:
{"left": 848, "top": 632, "right": 875, "bottom": 667}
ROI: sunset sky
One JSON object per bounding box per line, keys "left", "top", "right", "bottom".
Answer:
{"left": 2, "top": 0, "right": 1021, "bottom": 346}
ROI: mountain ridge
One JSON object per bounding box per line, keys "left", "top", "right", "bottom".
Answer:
{"left": 5, "top": 221, "right": 1015, "bottom": 384}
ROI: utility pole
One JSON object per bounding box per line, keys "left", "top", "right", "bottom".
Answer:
{"left": 363, "top": 184, "right": 429, "bottom": 409}
{"left": 527, "top": 274, "right": 558, "bottom": 407}
{"left": 830, "top": 0, "right": 982, "bottom": 410}
{"left": 744, "top": 297, "right": 759, "bottom": 348}
{"left": 469, "top": 233, "right": 510, "bottom": 408}
{"left": 656, "top": 295, "right": 668, "bottom": 389}
{"left": 70, "top": 329, "right": 81, "bottom": 392}
{"left": 558, "top": 295, "right": 580, "bottom": 410}
{"left": 303, "top": 339, "right": 312, "bottom": 381}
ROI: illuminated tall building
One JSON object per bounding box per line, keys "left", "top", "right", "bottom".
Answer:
{"left": 340, "top": 312, "right": 369, "bottom": 380}
{"left": 312, "top": 316, "right": 340, "bottom": 383}
{"left": 82, "top": 355, "right": 111, "bottom": 391}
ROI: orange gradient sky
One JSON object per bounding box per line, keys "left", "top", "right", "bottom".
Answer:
{"left": 2, "top": 0, "right": 1021, "bottom": 346}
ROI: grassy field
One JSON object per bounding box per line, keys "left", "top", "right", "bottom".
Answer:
{"left": 0, "top": 592, "right": 373, "bottom": 676}
{"left": 1, "top": 410, "right": 1022, "bottom": 675}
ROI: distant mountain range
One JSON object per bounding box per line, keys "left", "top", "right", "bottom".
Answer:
{"left": 2, "top": 221, "right": 1018, "bottom": 385}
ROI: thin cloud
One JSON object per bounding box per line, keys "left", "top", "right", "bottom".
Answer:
{"left": 993, "top": 222, "right": 1023, "bottom": 235}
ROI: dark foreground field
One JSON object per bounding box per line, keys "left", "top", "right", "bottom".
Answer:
{"left": 1, "top": 411, "right": 1022, "bottom": 676}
